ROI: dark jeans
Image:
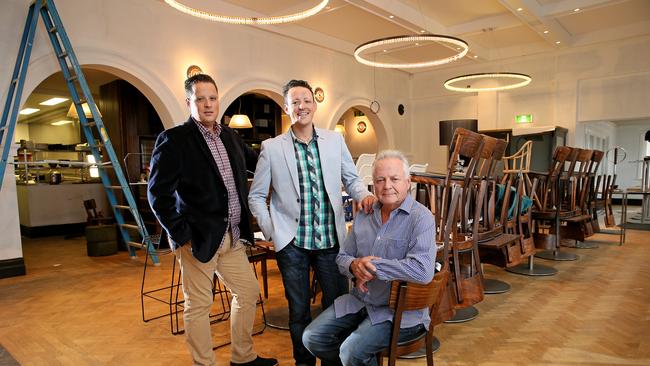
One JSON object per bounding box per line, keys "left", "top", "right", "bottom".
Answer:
{"left": 302, "top": 306, "right": 425, "bottom": 366}
{"left": 276, "top": 242, "right": 349, "bottom": 366}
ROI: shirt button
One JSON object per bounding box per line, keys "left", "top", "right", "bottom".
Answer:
{"left": 297, "top": 198, "right": 300, "bottom": 202}
{"left": 295, "top": 218, "right": 299, "bottom": 222}
{"left": 223, "top": 218, "right": 228, "bottom": 222}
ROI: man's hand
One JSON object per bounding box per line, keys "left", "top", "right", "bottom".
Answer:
{"left": 358, "top": 194, "right": 377, "bottom": 214}
{"left": 350, "top": 256, "right": 378, "bottom": 292}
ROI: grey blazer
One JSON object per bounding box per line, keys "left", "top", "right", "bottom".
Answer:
{"left": 248, "top": 127, "right": 371, "bottom": 252}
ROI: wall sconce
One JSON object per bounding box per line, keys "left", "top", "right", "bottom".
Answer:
{"left": 356, "top": 121, "right": 367, "bottom": 133}
{"left": 186, "top": 65, "right": 203, "bottom": 78}
{"left": 314, "top": 87, "right": 325, "bottom": 103}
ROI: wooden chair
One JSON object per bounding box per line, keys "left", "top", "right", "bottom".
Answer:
{"left": 560, "top": 149, "right": 597, "bottom": 249}
{"left": 377, "top": 185, "right": 460, "bottom": 366}
{"left": 411, "top": 127, "right": 485, "bottom": 322}
{"left": 529, "top": 146, "right": 579, "bottom": 261}
{"left": 83, "top": 198, "right": 112, "bottom": 225}
{"left": 592, "top": 173, "right": 617, "bottom": 228}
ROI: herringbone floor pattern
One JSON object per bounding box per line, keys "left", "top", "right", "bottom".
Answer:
{"left": 0, "top": 226, "right": 648, "bottom": 365}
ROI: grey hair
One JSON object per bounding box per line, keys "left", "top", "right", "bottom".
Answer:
{"left": 372, "top": 150, "right": 410, "bottom": 178}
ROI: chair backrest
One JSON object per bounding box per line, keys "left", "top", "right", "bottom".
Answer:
{"left": 503, "top": 140, "right": 533, "bottom": 175}
{"left": 409, "top": 163, "right": 429, "bottom": 199}
{"left": 379, "top": 186, "right": 459, "bottom": 366}
{"left": 355, "top": 153, "right": 376, "bottom": 172}
{"left": 534, "top": 145, "right": 572, "bottom": 212}
{"left": 83, "top": 199, "right": 99, "bottom": 222}
{"left": 358, "top": 163, "right": 374, "bottom": 189}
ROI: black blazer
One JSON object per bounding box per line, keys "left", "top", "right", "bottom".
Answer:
{"left": 147, "top": 117, "right": 257, "bottom": 263}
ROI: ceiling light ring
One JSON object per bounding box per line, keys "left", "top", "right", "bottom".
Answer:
{"left": 354, "top": 34, "right": 468, "bottom": 69}
{"left": 164, "top": 0, "right": 329, "bottom": 25}
{"left": 444, "top": 72, "right": 532, "bottom": 92}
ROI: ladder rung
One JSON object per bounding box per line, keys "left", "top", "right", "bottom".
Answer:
{"left": 81, "top": 122, "right": 96, "bottom": 128}
{"left": 67, "top": 75, "right": 78, "bottom": 82}
{"left": 74, "top": 98, "right": 87, "bottom": 105}
{"left": 57, "top": 51, "right": 68, "bottom": 58}
{"left": 108, "top": 185, "right": 123, "bottom": 189}
{"left": 119, "top": 223, "right": 140, "bottom": 231}
{"left": 127, "top": 241, "right": 144, "bottom": 249}
{"left": 11, "top": 78, "right": 18, "bottom": 85}
{"left": 48, "top": 25, "right": 57, "bottom": 33}
{"left": 114, "top": 205, "right": 131, "bottom": 210}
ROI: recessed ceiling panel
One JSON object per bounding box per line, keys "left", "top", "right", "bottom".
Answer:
{"left": 295, "top": 2, "right": 414, "bottom": 45}
{"left": 556, "top": 0, "right": 650, "bottom": 36}
{"left": 400, "top": 0, "right": 507, "bottom": 26}
{"left": 466, "top": 25, "right": 543, "bottom": 49}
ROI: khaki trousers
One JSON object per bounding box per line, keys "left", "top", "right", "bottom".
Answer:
{"left": 177, "top": 233, "right": 260, "bottom": 366}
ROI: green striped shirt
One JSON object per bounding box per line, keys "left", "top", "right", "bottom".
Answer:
{"left": 291, "top": 128, "right": 338, "bottom": 250}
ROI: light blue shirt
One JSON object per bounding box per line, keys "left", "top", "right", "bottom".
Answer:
{"left": 335, "top": 194, "right": 437, "bottom": 329}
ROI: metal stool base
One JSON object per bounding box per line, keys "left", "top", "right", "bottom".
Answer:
{"left": 444, "top": 306, "right": 479, "bottom": 323}
{"left": 536, "top": 250, "right": 578, "bottom": 261}
{"left": 483, "top": 278, "right": 510, "bottom": 294}
{"left": 398, "top": 337, "right": 441, "bottom": 359}
{"left": 507, "top": 262, "right": 557, "bottom": 276}
{"left": 563, "top": 241, "right": 599, "bottom": 249}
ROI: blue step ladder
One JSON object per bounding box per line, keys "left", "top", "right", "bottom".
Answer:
{"left": 0, "top": 0, "right": 159, "bottom": 264}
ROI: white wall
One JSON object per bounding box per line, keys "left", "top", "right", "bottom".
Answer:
{"left": 28, "top": 122, "right": 80, "bottom": 145}
{"left": 615, "top": 120, "right": 650, "bottom": 190}
{"left": 0, "top": 0, "right": 411, "bottom": 262}
{"left": 411, "top": 35, "right": 650, "bottom": 172}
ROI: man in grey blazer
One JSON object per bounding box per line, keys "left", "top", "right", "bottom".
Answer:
{"left": 249, "top": 80, "right": 375, "bottom": 366}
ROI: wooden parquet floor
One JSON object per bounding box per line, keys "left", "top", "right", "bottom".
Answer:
{"left": 1, "top": 227, "right": 649, "bottom": 365}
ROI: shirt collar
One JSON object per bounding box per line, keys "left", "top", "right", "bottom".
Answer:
{"left": 289, "top": 126, "right": 318, "bottom": 144}
{"left": 373, "top": 194, "right": 415, "bottom": 221}
{"left": 193, "top": 117, "right": 221, "bottom": 137}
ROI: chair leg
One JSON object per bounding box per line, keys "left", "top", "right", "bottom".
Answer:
{"left": 426, "top": 335, "right": 434, "bottom": 366}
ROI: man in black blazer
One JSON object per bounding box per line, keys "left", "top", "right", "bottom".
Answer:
{"left": 148, "top": 74, "right": 277, "bottom": 366}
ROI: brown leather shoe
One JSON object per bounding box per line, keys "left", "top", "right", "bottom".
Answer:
{"left": 230, "top": 356, "right": 278, "bottom": 366}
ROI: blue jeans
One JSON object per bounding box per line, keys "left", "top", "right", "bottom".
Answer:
{"left": 302, "top": 306, "right": 425, "bottom": 366}
{"left": 276, "top": 242, "right": 349, "bottom": 366}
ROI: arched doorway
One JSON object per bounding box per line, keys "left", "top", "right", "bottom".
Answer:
{"left": 14, "top": 67, "right": 165, "bottom": 251}
{"left": 220, "top": 90, "right": 286, "bottom": 152}
{"left": 332, "top": 104, "right": 389, "bottom": 160}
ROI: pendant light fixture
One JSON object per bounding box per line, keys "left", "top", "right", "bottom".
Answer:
{"left": 354, "top": 34, "right": 468, "bottom": 69}
{"left": 444, "top": 72, "right": 532, "bottom": 93}
{"left": 229, "top": 97, "right": 252, "bottom": 129}
{"left": 164, "top": 0, "right": 329, "bottom": 25}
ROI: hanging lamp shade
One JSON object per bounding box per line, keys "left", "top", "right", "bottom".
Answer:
{"left": 229, "top": 114, "right": 252, "bottom": 129}
{"left": 67, "top": 102, "right": 101, "bottom": 118}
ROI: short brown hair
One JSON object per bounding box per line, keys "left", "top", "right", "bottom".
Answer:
{"left": 185, "top": 74, "right": 218, "bottom": 97}
{"left": 282, "top": 79, "right": 313, "bottom": 101}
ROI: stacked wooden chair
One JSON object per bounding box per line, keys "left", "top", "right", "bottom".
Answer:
{"left": 529, "top": 146, "right": 580, "bottom": 261}
{"left": 590, "top": 164, "right": 617, "bottom": 231}
{"left": 560, "top": 149, "right": 604, "bottom": 248}
{"left": 412, "top": 127, "right": 486, "bottom": 323}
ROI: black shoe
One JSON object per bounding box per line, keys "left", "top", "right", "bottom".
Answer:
{"left": 230, "top": 356, "right": 278, "bottom": 366}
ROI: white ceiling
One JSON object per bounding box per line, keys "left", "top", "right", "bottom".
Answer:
{"left": 213, "top": 0, "right": 650, "bottom": 72}
{"left": 18, "top": 0, "right": 650, "bottom": 124}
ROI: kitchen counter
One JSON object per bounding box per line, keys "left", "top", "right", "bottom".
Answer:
{"left": 17, "top": 182, "right": 111, "bottom": 228}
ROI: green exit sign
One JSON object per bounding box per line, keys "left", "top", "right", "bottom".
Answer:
{"left": 515, "top": 114, "right": 533, "bottom": 123}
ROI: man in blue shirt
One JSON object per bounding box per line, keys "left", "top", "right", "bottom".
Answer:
{"left": 302, "top": 150, "right": 437, "bottom": 366}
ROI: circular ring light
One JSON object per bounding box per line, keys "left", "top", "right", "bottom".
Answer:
{"left": 164, "top": 0, "right": 329, "bottom": 25}
{"left": 444, "top": 72, "right": 531, "bottom": 92}
{"left": 354, "top": 34, "right": 468, "bottom": 69}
